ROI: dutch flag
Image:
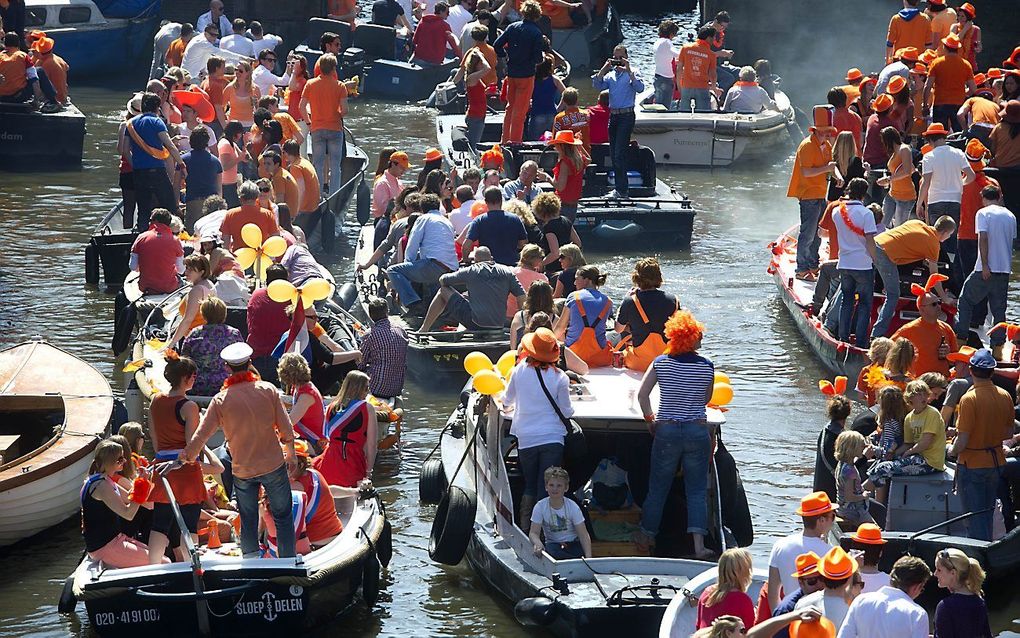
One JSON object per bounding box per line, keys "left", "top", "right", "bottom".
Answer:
{"left": 272, "top": 297, "right": 313, "bottom": 363}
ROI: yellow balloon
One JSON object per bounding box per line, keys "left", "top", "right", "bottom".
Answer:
{"left": 464, "top": 351, "right": 495, "bottom": 376}
{"left": 262, "top": 234, "right": 288, "bottom": 258}
{"left": 714, "top": 371, "right": 731, "bottom": 385}
{"left": 496, "top": 350, "right": 517, "bottom": 378}
{"left": 472, "top": 369, "right": 505, "bottom": 395}
{"left": 711, "top": 382, "right": 734, "bottom": 407}
{"left": 234, "top": 246, "right": 258, "bottom": 270}
{"left": 240, "top": 223, "right": 264, "bottom": 249}
{"left": 299, "top": 278, "right": 333, "bottom": 306}
{"left": 267, "top": 279, "right": 298, "bottom": 304}
{"left": 254, "top": 255, "right": 273, "bottom": 281}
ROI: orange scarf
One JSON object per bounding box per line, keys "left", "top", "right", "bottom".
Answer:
{"left": 222, "top": 370, "right": 259, "bottom": 389}
{"left": 734, "top": 81, "right": 758, "bottom": 87}
{"left": 838, "top": 201, "right": 865, "bottom": 236}
{"left": 127, "top": 117, "right": 170, "bottom": 160}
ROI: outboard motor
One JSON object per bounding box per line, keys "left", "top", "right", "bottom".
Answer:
{"left": 341, "top": 47, "right": 366, "bottom": 82}
{"left": 434, "top": 81, "right": 458, "bottom": 107}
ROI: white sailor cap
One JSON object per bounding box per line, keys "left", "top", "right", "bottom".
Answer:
{"left": 220, "top": 342, "right": 253, "bottom": 365}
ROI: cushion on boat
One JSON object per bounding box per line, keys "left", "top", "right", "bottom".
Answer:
{"left": 353, "top": 23, "right": 396, "bottom": 59}
{"left": 306, "top": 18, "right": 353, "bottom": 51}
{"left": 450, "top": 126, "right": 471, "bottom": 152}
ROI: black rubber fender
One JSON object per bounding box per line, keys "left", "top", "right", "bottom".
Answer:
{"left": 111, "top": 292, "right": 137, "bottom": 356}
{"left": 418, "top": 457, "right": 447, "bottom": 505}
{"left": 362, "top": 550, "right": 381, "bottom": 606}
{"left": 57, "top": 575, "right": 77, "bottom": 613}
{"left": 428, "top": 486, "right": 476, "bottom": 565}
{"left": 84, "top": 241, "right": 100, "bottom": 287}
{"left": 377, "top": 519, "right": 393, "bottom": 568}
{"left": 336, "top": 282, "right": 358, "bottom": 311}
{"left": 514, "top": 596, "right": 558, "bottom": 627}
{"left": 715, "top": 440, "right": 753, "bottom": 547}
{"left": 356, "top": 179, "right": 372, "bottom": 226}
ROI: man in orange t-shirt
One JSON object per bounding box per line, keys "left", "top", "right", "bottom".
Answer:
{"left": 924, "top": 34, "right": 976, "bottom": 132}
{"left": 299, "top": 53, "right": 348, "bottom": 196}
{"left": 0, "top": 33, "right": 39, "bottom": 102}
{"left": 328, "top": 0, "right": 359, "bottom": 26}
{"left": 29, "top": 35, "right": 70, "bottom": 106}
{"left": 886, "top": 0, "right": 932, "bottom": 64}
{"left": 892, "top": 291, "right": 958, "bottom": 377}
{"left": 787, "top": 107, "right": 837, "bottom": 279}
{"left": 260, "top": 150, "right": 302, "bottom": 218}
{"left": 675, "top": 24, "right": 717, "bottom": 111}
{"left": 462, "top": 25, "right": 498, "bottom": 87}
{"left": 201, "top": 56, "right": 229, "bottom": 132}
{"left": 283, "top": 140, "right": 321, "bottom": 220}
{"left": 166, "top": 23, "right": 195, "bottom": 69}
{"left": 219, "top": 181, "right": 282, "bottom": 251}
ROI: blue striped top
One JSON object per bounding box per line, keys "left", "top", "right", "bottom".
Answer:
{"left": 652, "top": 352, "right": 715, "bottom": 421}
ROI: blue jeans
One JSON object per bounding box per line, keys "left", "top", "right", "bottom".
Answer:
{"left": 233, "top": 463, "right": 296, "bottom": 557}
{"left": 609, "top": 111, "right": 636, "bottom": 195}
{"left": 519, "top": 442, "right": 564, "bottom": 499}
{"left": 386, "top": 257, "right": 450, "bottom": 306}
{"left": 796, "top": 199, "right": 825, "bottom": 273}
{"left": 465, "top": 116, "right": 485, "bottom": 152}
{"left": 679, "top": 87, "right": 711, "bottom": 112}
{"left": 544, "top": 539, "right": 583, "bottom": 559}
{"left": 133, "top": 167, "right": 180, "bottom": 232}
{"left": 882, "top": 194, "right": 914, "bottom": 228}
{"left": 716, "top": 63, "right": 738, "bottom": 94}
{"left": 839, "top": 269, "right": 874, "bottom": 348}
{"left": 653, "top": 75, "right": 675, "bottom": 108}
{"left": 528, "top": 112, "right": 555, "bottom": 141}
{"left": 958, "top": 464, "right": 1002, "bottom": 541}
{"left": 639, "top": 420, "right": 711, "bottom": 537}
{"left": 933, "top": 104, "right": 963, "bottom": 133}
{"left": 871, "top": 246, "right": 900, "bottom": 340}
{"left": 956, "top": 272, "right": 1010, "bottom": 346}
{"left": 311, "top": 128, "right": 345, "bottom": 196}
{"left": 36, "top": 67, "right": 58, "bottom": 103}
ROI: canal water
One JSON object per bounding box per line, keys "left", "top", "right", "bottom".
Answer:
{"left": 2, "top": 9, "right": 1019, "bottom": 638}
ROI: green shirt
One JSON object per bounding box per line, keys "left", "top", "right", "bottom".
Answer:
{"left": 904, "top": 405, "right": 946, "bottom": 471}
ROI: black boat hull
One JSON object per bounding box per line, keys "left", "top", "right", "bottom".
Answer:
{"left": 0, "top": 103, "right": 85, "bottom": 169}
{"left": 407, "top": 335, "right": 510, "bottom": 386}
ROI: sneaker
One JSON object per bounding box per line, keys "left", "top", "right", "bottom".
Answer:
{"left": 40, "top": 101, "right": 63, "bottom": 114}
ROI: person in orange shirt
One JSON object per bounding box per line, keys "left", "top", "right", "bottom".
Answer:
{"left": 257, "top": 94, "right": 304, "bottom": 146}
{"left": 0, "top": 32, "right": 43, "bottom": 104}
{"left": 201, "top": 56, "right": 230, "bottom": 133}
{"left": 787, "top": 106, "right": 838, "bottom": 280}
{"left": 282, "top": 140, "right": 321, "bottom": 224}
{"left": 223, "top": 60, "right": 261, "bottom": 127}
{"left": 28, "top": 34, "right": 69, "bottom": 107}
{"left": 541, "top": 0, "right": 586, "bottom": 29}
{"left": 165, "top": 23, "right": 195, "bottom": 69}
{"left": 553, "top": 87, "right": 590, "bottom": 157}
{"left": 949, "top": 3, "right": 981, "bottom": 70}
{"left": 219, "top": 180, "right": 282, "bottom": 251}
{"left": 956, "top": 87, "right": 999, "bottom": 140}
{"left": 955, "top": 138, "right": 998, "bottom": 328}
{"left": 675, "top": 24, "right": 717, "bottom": 111}
{"left": 891, "top": 286, "right": 958, "bottom": 378}
{"left": 299, "top": 53, "right": 348, "bottom": 196}
{"left": 886, "top": 0, "right": 932, "bottom": 64}
{"left": 924, "top": 0, "right": 956, "bottom": 47}
{"left": 461, "top": 24, "right": 497, "bottom": 87}
{"left": 923, "top": 34, "right": 976, "bottom": 133}
{"left": 260, "top": 150, "right": 302, "bottom": 220}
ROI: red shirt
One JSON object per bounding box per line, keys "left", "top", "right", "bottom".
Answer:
{"left": 833, "top": 107, "right": 863, "bottom": 153}
{"left": 131, "top": 222, "right": 183, "bottom": 293}
{"left": 696, "top": 588, "right": 756, "bottom": 632}
{"left": 246, "top": 288, "right": 291, "bottom": 357}
{"left": 587, "top": 104, "right": 610, "bottom": 144}
{"left": 412, "top": 14, "right": 453, "bottom": 65}
{"left": 554, "top": 157, "right": 584, "bottom": 204}
{"left": 466, "top": 80, "right": 487, "bottom": 118}
{"left": 959, "top": 172, "right": 998, "bottom": 241}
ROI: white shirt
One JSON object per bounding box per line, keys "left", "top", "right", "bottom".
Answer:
{"left": 219, "top": 33, "right": 255, "bottom": 57}
{"left": 448, "top": 198, "right": 474, "bottom": 234}
{"left": 974, "top": 204, "right": 1017, "bottom": 273}
{"left": 833, "top": 200, "right": 878, "bottom": 270}
{"left": 196, "top": 12, "right": 232, "bottom": 38}
{"left": 460, "top": 21, "right": 484, "bottom": 51}
{"left": 796, "top": 590, "right": 851, "bottom": 631}
{"left": 859, "top": 570, "right": 890, "bottom": 594}
{"left": 182, "top": 36, "right": 248, "bottom": 81}
{"left": 504, "top": 361, "right": 574, "bottom": 450}
{"left": 253, "top": 64, "right": 292, "bottom": 98}
{"left": 837, "top": 586, "right": 928, "bottom": 638}
{"left": 398, "top": 0, "right": 417, "bottom": 27}
{"left": 922, "top": 144, "right": 970, "bottom": 204}
{"left": 404, "top": 209, "right": 459, "bottom": 270}
{"left": 446, "top": 5, "right": 473, "bottom": 44}
{"left": 653, "top": 37, "right": 680, "bottom": 78}
{"left": 768, "top": 532, "right": 832, "bottom": 596}
{"left": 250, "top": 34, "right": 284, "bottom": 58}
{"left": 531, "top": 497, "right": 584, "bottom": 543}
{"left": 723, "top": 83, "right": 773, "bottom": 113}
{"left": 875, "top": 61, "right": 909, "bottom": 95}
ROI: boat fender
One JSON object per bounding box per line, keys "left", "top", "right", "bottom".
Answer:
{"left": 591, "top": 220, "right": 642, "bottom": 241}
{"left": 362, "top": 551, "right": 381, "bottom": 606}
{"left": 111, "top": 292, "right": 137, "bottom": 356}
{"left": 110, "top": 397, "right": 129, "bottom": 433}
{"left": 428, "top": 486, "right": 477, "bottom": 565}
{"left": 513, "top": 596, "right": 558, "bottom": 627}
{"left": 377, "top": 519, "right": 394, "bottom": 568}
{"left": 57, "top": 575, "right": 77, "bottom": 613}
{"left": 337, "top": 282, "right": 359, "bottom": 311}
{"left": 356, "top": 179, "right": 372, "bottom": 226}
{"left": 418, "top": 457, "right": 448, "bottom": 505}
{"left": 85, "top": 240, "right": 100, "bottom": 287}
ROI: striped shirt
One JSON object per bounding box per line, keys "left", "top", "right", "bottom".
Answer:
{"left": 652, "top": 353, "right": 714, "bottom": 421}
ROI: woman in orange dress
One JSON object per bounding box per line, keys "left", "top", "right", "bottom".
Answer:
{"left": 950, "top": 4, "right": 981, "bottom": 70}
{"left": 223, "top": 61, "right": 261, "bottom": 127}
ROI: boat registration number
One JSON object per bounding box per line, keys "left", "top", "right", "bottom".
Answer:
{"left": 574, "top": 216, "right": 596, "bottom": 227}
{"left": 94, "top": 609, "right": 160, "bottom": 626}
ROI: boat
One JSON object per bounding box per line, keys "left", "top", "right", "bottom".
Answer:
{"left": 61, "top": 480, "right": 391, "bottom": 637}
{"left": 657, "top": 569, "right": 768, "bottom": 638}
{"left": 632, "top": 88, "right": 799, "bottom": 167}
{"left": 0, "top": 340, "right": 115, "bottom": 546}
{"left": 419, "top": 367, "right": 754, "bottom": 637}
{"left": 769, "top": 224, "right": 956, "bottom": 384}
{"left": 407, "top": 328, "right": 510, "bottom": 386}
{"left": 546, "top": 5, "right": 623, "bottom": 78}
{"left": 0, "top": 100, "right": 85, "bottom": 169}
{"left": 24, "top": 0, "right": 161, "bottom": 78}
{"left": 436, "top": 114, "right": 698, "bottom": 248}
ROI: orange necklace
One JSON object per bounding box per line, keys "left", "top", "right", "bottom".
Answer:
{"left": 839, "top": 201, "right": 866, "bottom": 237}
{"left": 222, "top": 370, "right": 259, "bottom": 389}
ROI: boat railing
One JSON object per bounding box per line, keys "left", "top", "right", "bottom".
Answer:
{"left": 409, "top": 329, "right": 509, "bottom": 345}
{"left": 905, "top": 507, "right": 993, "bottom": 553}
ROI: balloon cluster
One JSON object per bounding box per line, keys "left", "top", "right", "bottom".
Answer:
{"left": 710, "top": 371, "right": 734, "bottom": 408}
{"left": 465, "top": 350, "right": 517, "bottom": 395}
{"left": 235, "top": 223, "right": 287, "bottom": 282}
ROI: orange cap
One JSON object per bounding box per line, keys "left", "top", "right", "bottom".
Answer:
{"left": 923, "top": 122, "right": 949, "bottom": 137}
{"left": 871, "top": 93, "right": 894, "bottom": 113}
{"left": 851, "top": 522, "right": 887, "bottom": 545}
{"left": 973, "top": 72, "right": 987, "bottom": 86}
{"left": 959, "top": 2, "right": 975, "bottom": 19}
{"left": 845, "top": 68, "right": 863, "bottom": 83}
{"left": 389, "top": 151, "right": 411, "bottom": 168}
{"left": 789, "top": 618, "right": 836, "bottom": 638}
{"left": 792, "top": 551, "right": 821, "bottom": 578}
{"left": 947, "top": 345, "right": 978, "bottom": 364}
{"left": 942, "top": 34, "right": 962, "bottom": 50}
{"left": 886, "top": 75, "right": 907, "bottom": 95}
{"left": 795, "top": 491, "right": 837, "bottom": 517}
{"left": 818, "top": 546, "right": 859, "bottom": 580}
{"left": 424, "top": 147, "right": 443, "bottom": 162}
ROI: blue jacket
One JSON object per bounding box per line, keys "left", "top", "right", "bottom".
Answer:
{"left": 493, "top": 19, "right": 547, "bottom": 78}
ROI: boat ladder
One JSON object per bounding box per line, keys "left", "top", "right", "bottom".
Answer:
{"left": 711, "top": 118, "right": 738, "bottom": 167}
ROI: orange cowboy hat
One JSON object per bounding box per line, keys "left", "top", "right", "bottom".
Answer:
{"left": 29, "top": 33, "right": 55, "bottom": 55}
{"left": 521, "top": 328, "right": 561, "bottom": 363}
{"left": 390, "top": 151, "right": 412, "bottom": 168}
{"left": 973, "top": 72, "right": 987, "bottom": 86}
{"left": 896, "top": 47, "right": 920, "bottom": 64}
{"left": 886, "top": 75, "right": 907, "bottom": 95}
{"left": 922, "top": 122, "right": 949, "bottom": 137}
{"left": 871, "top": 93, "right": 894, "bottom": 113}
{"left": 958, "top": 2, "right": 976, "bottom": 19}
{"left": 845, "top": 68, "right": 863, "bottom": 83}
{"left": 851, "top": 522, "right": 887, "bottom": 545}
{"left": 1006, "top": 47, "right": 1020, "bottom": 70}
{"left": 988, "top": 67, "right": 1005, "bottom": 80}
{"left": 818, "top": 546, "right": 859, "bottom": 580}
{"left": 547, "top": 130, "right": 582, "bottom": 146}
{"left": 947, "top": 345, "right": 978, "bottom": 364}
{"left": 965, "top": 138, "right": 991, "bottom": 167}
{"left": 942, "top": 34, "right": 962, "bottom": 50}
{"left": 791, "top": 551, "right": 822, "bottom": 579}
{"left": 424, "top": 147, "right": 443, "bottom": 162}
{"left": 789, "top": 618, "right": 836, "bottom": 638}
{"left": 840, "top": 84, "right": 861, "bottom": 102}
{"left": 795, "top": 491, "right": 837, "bottom": 517}
{"left": 809, "top": 105, "right": 836, "bottom": 134}
{"left": 911, "top": 63, "right": 929, "bottom": 76}
{"left": 919, "top": 48, "right": 938, "bottom": 65}
{"left": 172, "top": 87, "right": 216, "bottom": 123}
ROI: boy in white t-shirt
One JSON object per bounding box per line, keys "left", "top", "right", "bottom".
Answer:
{"left": 529, "top": 466, "right": 592, "bottom": 560}
{"left": 766, "top": 491, "right": 835, "bottom": 613}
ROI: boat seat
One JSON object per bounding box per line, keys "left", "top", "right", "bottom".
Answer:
{"left": 450, "top": 126, "right": 471, "bottom": 152}
{"left": 886, "top": 469, "right": 966, "bottom": 534}
{"left": 353, "top": 24, "right": 396, "bottom": 59}
{"left": 305, "top": 18, "right": 353, "bottom": 51}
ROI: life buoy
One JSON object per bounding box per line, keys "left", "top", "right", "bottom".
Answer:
{"left": 85, "top": 241, "right": 100, "bottom": 287}
{"left": 591, "top": 220, "right": 642, "bottom": 241}
{"left": 428, "top": 486, "right": 477, "bottom": 565}
{"left": 418, "top": 457, "right": 447, "bottom": 505}
{"left": 362, "top": 550, "right": 381, "bottom": 606}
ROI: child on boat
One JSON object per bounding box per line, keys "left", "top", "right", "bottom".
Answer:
{"left": 870, "top": 385, "right": 907, "bottom": 462}
{"left": 834, "top": 431, "right": 874, "bottom": 526}
{"left": 529, "top": 467, "right": 592, "bottom": 560}
{"left": 856, "top": 337, "right": 894, "bottom": 405}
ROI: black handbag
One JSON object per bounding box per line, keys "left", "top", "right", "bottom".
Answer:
{"left": 534, "top": 367, "right": 587, "bottom": 463}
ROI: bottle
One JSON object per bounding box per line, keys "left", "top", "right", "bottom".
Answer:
{"left": 938, "top": 336, "right": 947, "bottom": 360}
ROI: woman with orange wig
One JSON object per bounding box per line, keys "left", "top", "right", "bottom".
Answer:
{"left": 633, "top": 309, "right": 716, "bottom": 559}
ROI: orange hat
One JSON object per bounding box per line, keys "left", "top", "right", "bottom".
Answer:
{"left": 922, "top": 122, "right": 949, "bottom": 137}
{"left": 958, "top": 2, "right": 975, "bottom": 19}
{"left": 965, "top": 138, "right": 990, "bottom": 165}
{"left": 810, "top": 105, "right": 836, "bottom": 134}
{"left": 390, "top": 151, "right": 412, "bottom": 168}
{"left": 921, "top": 142, "right": 934, "bottom": 154}
{"left": 871, "top": 93, "right": 894, "bottom": 113}
{"left": 789, "top": 618, "right": 836, "bottom": 638}
{"left": 470, "top": 200, "right": 488, "bottom": 218}
{"left": 795, "top": 491, "right": 837, "bottom": 517}
{"left": 818, "top": 376, "right": 848, "bottom": 396}
{"left": 845, "top": 68, "right": 863, "bottom": 83}
{"left": 947, "top": 345, "right": 978, "bottom": 364}
{"left": 1006, "top": 47, "right": 1020, "bottom": 70}
{"left": 919, "top": 48, "right": 938, "bottom": 65}
{"left": 818, "top": 546, "right": 859, "bottom": 580}
{"left": 942, "top": 34, "right": 962, "bottom": 50}
{"left": 480, "top": 144, "right": 504, "bottom": 167}
{"left": 928, "top": 0, "right": 945, "bottom": 5}
{"left": 521, "top": 328, "right": 561, "bottom": 363}
{"left": 792, "top": 551, "right": 822, "bottom": 579}
{"left": 911, "top": 63, "right": 928, "bottom": 76}
{"left": 851, "top": 522, "right": 887, "bottom": 545}
{"left": 886, "top": 75, "right": 907, "bottom": 95}
{"left": 30, "top": 33, "right": 54, "bottom": 55}
{"left": 172, "top": 88, "right": 216, "bottom": 123}
{"left": 988, "top": 68, "right": 1004, "bottom": 80}
{"left": 424, "top": 148, "right": 443, "bottom": 162}
{"left": 911, "top": 273, "right": 948, "bottom": 309}
{"left": 896, "top": 47, "right": 919, "bottom": 63}
{"left": 840, "top": 84, "right": 862, "bottom": 102}
{"left": 547, "top": 130, "right": 582, "bottom": 146}
{"left": 973, "top": 72, "right": 987, "bottom": 86}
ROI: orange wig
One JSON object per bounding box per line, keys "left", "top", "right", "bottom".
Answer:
{"left": 664, "top": 310, "right": 704, "bottom": 355}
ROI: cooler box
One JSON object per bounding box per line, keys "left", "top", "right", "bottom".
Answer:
{"left": 434, "top": 81, "right": 458, "bottom": 107}
{"left": 885, "top": 470, "right": 966, "bottom": 535}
